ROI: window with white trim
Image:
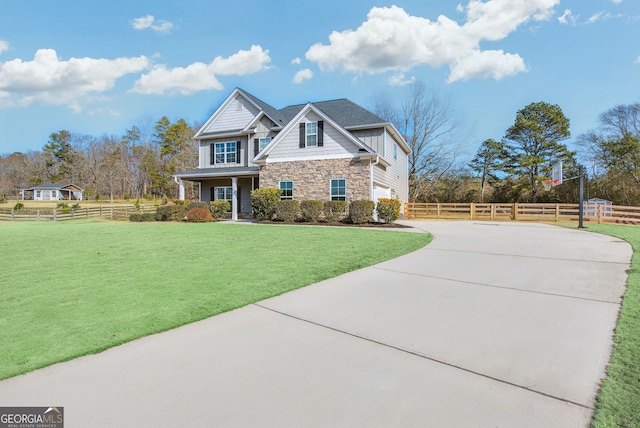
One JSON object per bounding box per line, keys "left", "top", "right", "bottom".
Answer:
{"left": 306, "top": 122, "right": 317, "bottom": 147}
{"left": 280, "top": 181, "right": 293, "bottom": 200}
{"left": 214, "top": 187, "right": 233, "bottom": 203}
{"left": 215, "top": 142, "right": 237, "bottom": 164}
{"left": 259, "top": 137, "right": 271, "bottom": 151}
{"left": 330, "top": 179, "right": 346, "bottom": 201}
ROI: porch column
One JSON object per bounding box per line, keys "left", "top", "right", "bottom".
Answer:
{"left": 231, "top": 177, "right": 238, "bottom": 220}
{"left": 178, "top": 179, "right": 185, "bottom": 200}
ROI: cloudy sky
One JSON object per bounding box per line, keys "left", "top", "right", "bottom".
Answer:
{"left": 0, "top": 0, "right": 638, "bottom": 159}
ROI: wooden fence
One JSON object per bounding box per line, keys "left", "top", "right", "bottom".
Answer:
{"left": 0, "top": 205, "right": 156, "bottom": 222}
{"left": 404, "top": 202, "right": 640, "bottom": 224}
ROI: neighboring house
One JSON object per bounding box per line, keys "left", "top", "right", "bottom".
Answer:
{"left": 22, "top": 183, "right": 84, "bottom": 201}
{"left": 174, "top": 88, "right": 410, "bottom": 220}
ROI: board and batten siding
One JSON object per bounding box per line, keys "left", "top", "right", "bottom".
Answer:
{"left": 372, "top": 129, "right": 409, "bottom": 204}
{"left": 199, "top": 136, "right": 249, "bottom": 168}
{"left": 267, "top": 112, "right": 361, "bottom": 161}
{"left": 200, "top": 95, "right": 260, "bottom": 134}
{"left": 352, "top": 128, "right": 385, "bottom": 157}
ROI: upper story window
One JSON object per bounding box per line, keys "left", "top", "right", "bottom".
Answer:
{"left": 211, "top": 141, "right": 239, "bottom": 165}
{"left": 259, "top": 137, "right": 271, "bottom": 151}
{"left": 299, "top": 121, "right": 324, "bottom": 148}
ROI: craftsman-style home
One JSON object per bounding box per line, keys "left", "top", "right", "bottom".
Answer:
{"left": 174, "top": 88, "right": 409, "bottom": 219}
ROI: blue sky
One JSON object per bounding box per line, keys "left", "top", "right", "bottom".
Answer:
{"left": 0, "top": 0, "right": 638, "bottom": 161}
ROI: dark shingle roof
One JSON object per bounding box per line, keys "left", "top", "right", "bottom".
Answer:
{"left": 278, "top": 99, "right": 387, "bottom": 129}
{"left": 237, "top": 88, "right": 287, "bottom": 125}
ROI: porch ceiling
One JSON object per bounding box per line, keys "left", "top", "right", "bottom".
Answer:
{"left": 175, "top": 166, "right": 259, "bottom": 181}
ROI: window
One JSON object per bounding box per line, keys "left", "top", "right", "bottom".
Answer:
{"left": 259, "top": 137, "right": 271, "bottom": 151}
{"left": 306, "top": 122, "right": 317, "bottom": 147}
{"left": 52, "top": 190, "right": 57, "bottom": 198}
{"left": 330, "top": 179, "right": 346, "bottom": 201}
{"left": 213, "top": 187, "right": 233, "bottom": 202}
{"left": 299, "top": 121, "right": 323, "bottom": 148}
{"left": 214, "top": 142, "right": 237, "bottom": 164}
{"left": 280, "top": 181, "right": 293, "bottom": 200}
{"left": 36, "top": 190, "right": 41, "bottom": 198}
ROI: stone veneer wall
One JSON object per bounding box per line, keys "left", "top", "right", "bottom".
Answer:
{"left": 260, "top": 158, "right": 370, "bottom": 201}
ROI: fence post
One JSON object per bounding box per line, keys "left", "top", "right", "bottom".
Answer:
{"left": 437, "top": 203, "right": 441, "bottom": 219}
{"left": 53, "top": 209, "right": 57, "bottom": 221}
{"left": 86, "top": 207, "right": 89, "bottom": 218}
{"left": 490, "top": 204, "right": 496, "bottom": 221}
{"left": 598, "top": 204, "right": 603, "bottom": 224}
{"left": 513, "top": 203, "right": 518, "bottom": 221}
{"left": 555, "top": 204, "right": 560, "bottom": 222}
{"left": 11, "top": 209, "right": 14, "bottom": 221}
{"left": 37, "top": 210, "right": 40, "bottom": 221}
{"left": 470, "top": 203, "right": 475, "bottom": 220}
{"left": 100, "top": 204, "right": 103, "bottom": 217}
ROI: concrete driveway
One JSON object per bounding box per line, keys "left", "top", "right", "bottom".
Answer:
{"left": 0, "top": 221, "right": 631, "bottom": 427}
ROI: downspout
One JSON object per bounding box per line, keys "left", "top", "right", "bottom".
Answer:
{"left": 370, "top": 155, "right": 380, "bottom": 200}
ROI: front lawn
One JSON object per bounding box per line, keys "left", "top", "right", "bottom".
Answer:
{"left": 0, "top": 220, "right": 430, "bottom": 380}
{"left": 586, "top": 224, "right": 640, "bottom": 428}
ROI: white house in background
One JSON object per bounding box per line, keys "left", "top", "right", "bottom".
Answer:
{"left": 22, "top": 183, "right": 84, "bottom": 201}
{"left": 174, "top": 88, "right": 410, "bottom": 220}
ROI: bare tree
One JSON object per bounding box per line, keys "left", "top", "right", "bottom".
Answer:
{"left": 372, "top": 81, "right": 464, "bottom": 201}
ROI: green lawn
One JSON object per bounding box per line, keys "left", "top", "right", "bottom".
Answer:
{"left": 0, "top": 220, "right": 430, "bottom": 380}
{"left": 586, "top": 224, "right": 640, "bottom": 428}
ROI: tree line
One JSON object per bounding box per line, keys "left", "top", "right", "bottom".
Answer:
{"left": 373, "top": 81, "right": 640, "bottom": 206}
{"left": 1, "top": 82, "right": 639, "bottom": 205}
{"left": 0, "top": 116, "right": 199, "bottom": 201}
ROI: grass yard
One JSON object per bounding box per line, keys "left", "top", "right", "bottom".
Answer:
{"left": 586, "top": 224, "right": 640, "bottom": 428}
{"left": 0, "top": 220, "right": 430, "bottom": 380}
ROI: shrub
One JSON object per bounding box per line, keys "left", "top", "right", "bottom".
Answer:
{"left": 300, "top": 200, "right": 323, "bottom": 222}
{"left": 71, "top": 203, "right": 81, "bottom": 210}
{"left": 13, "top": 202, "right": 24, "bottom": 210}
{"left": 184, "top": 207, "right": 214, "bottom": 223}
{"left": 323, "top": 200, "right": 347, "bottom": 222}
{"left": 251, "top": 188, "right": 281, "bottom": 220}
{"left": 210, "top": 200, "right": 230, "bottom": 220}
{"left": 0, "top": 194, "right": 7, "bottom": 204}
{"left": 274, "top": 200, "right": 300, "bottom": 222}
{"left": 377, "top": 198, "right": 402, "bottom": 223}
{"left": 155, "top": 205, "right": 186, "bottom": 221}
{"left": 349, "top": 200, "right": 375, "bottom": 224}
{"left": 186, "top": 201, "right": 209, "bottom": 211}
{"left": 128, "top": 213, "right": 157, "bottom": 222}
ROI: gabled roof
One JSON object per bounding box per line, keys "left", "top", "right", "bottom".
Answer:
{"left": 279, "top": 99, "right": 387, "bottom": 129}
{"left": 24, "top": 183, "right": 83, "bottom": 191}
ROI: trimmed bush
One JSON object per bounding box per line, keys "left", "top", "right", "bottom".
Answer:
{"left": 349, "top": 200, "right": 375, "bottom": 224}
{"left": 323, "top": 200, "right": 347, "bottom": 222}
{"left": 377, "top": 198, "right": 402, "bottom": 223}
{"left": 184, "top": 207, "right": 214, "bottom": 223}
{"left": 129, "top": 213, "right": 157, "bottom": 222}
{"left": 300, "top": 200, "right": 323, "bottom": 222}
{"left": 155, "top": 205, "right": 187, "bottom": 222}
{"left": 274, "top": 200, "right": 300, "bottom": 222}
{"left": 251, "top": 188, "right": 281, "bottom": 220}
{"left": 210, "top": 200, "right": 230, "bottom": 220}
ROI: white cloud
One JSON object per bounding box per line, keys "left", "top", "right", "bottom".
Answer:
{"left": 612, "top": 0, "right": 622, "bottom": 3}
{"left": 388, "top": 73, "right": 415, "bottom": 86}
{"left": 636, "top": 55, "right": 640, "bottom": 64}
{"left": 292, "top": 69, "right": 313, "bottom": 84}
{"left": 0, "top": 48, "right": 149, "bottom": 109}
{"left": 558, "top": 9, "right": 576, "bottom": 25}
{"left": 291, "top": 57, "right": 301, "bottom": 65}
{"left": 130, "top": 15, "right": 174, "bottom": 33}
{"left": 306, "top": 1, "right": 558, "bottom": 83}
{"left": 0, "top": 40, "right": 9, "bottom": 55}
{"left": 132, "top": 45, "right": 271, "bottom": 95}
{"left": 587, "top": 12, "right": 605, "bottom": 24}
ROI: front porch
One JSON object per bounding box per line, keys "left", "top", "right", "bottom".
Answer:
{"left": 174, "top": 167, "right": 259, "bottom": 220}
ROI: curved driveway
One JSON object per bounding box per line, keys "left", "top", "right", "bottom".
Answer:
{"left": 0, "top": 221, "right": 631, "bottom": 427}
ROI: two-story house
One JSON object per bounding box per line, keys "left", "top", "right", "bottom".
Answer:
{"left": 174, "top": 88, "right": 410, "bottom": 220}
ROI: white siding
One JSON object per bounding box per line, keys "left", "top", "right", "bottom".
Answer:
{"left": 372, "top": 130, "right": 409, "bottom": 204}
{"left": 267, "top": 112, "right": 361, "bottom": 161}
{"left": 201, "top": 95, "right": 260, "bottom": 134}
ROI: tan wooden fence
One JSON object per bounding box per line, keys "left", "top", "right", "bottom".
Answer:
{"left": 0, "top": 205, "right": 156, "bottom": 221}
{"left": 404, "top": 202, "right": 640, "bottom": 224}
